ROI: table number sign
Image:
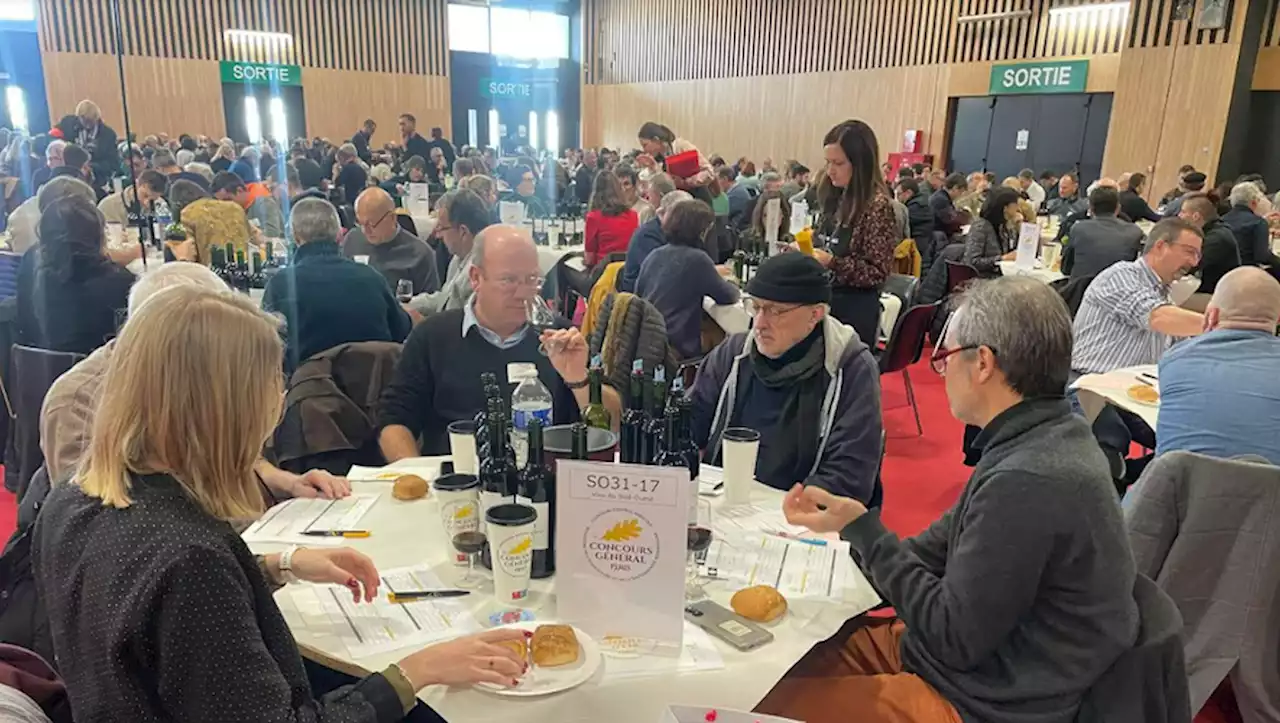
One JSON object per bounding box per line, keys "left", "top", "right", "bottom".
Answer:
{"left": 555, "top": 460, "right": 690, "bottom": 646}
{"left": 1015, "top": 222, "right": 1040, "bottom": 271}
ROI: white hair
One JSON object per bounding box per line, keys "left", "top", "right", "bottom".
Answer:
{"left": 45, "top": 139, "right": 66, "bottom": 160}
{"left": 369, "top": 163, "right": 393, "bottom": 183}
{"left": 128, "top": 262, "right": 227, "bottom": 315}
{"left": 175, "top": 149, "right": 195, "bottom": 167}
{"left": 1229, "top": 182, "right": 1265, "bottom": 208}
{"left": 184, "top": 162, "right": 214, "bottom": 185}
{"left": 290, "top": 197, "right": 341, "bottom": 244}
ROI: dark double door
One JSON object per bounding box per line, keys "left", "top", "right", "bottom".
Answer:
{"left": 947, "top": 93, "right": 1112, "bottom": 186}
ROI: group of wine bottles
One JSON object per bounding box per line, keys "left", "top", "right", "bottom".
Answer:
{"left": 520, "top": 214, "right": 588, "bottom": 248}
{"left": 731, "top": 232, "right": 770, "bottom": 285}
{"left": 210, "top": 242, "right": 276, "bottom": 293}
{"left": 620, "top": 361, "right": 700, "bottom": 483}
{"left": 475, "top": 372, "right": 590, "bottom": 580}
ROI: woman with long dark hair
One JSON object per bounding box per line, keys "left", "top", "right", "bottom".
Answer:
{"left": 636, "top": 122, "right": 715, "bottom": 205}
{"left": 1118, "top": 172, "right": 1161, "bottom": 223}
{"left": 814, "top": 120, "right": 898, "bottom": 346}
{"left": 963, "top": 186, "right": 1022, "bottom": 276}
{"left": 16, "top": 193, "right": 133, "bottom": 355}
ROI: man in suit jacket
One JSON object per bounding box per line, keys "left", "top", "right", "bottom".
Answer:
{"left": 1061, "top": 186, "right": 1144, "bottom": 280}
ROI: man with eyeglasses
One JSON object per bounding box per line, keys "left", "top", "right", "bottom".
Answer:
{"left": 759, "top": 276, "right": 1139, "bottom": 723}
{"left": 1069, "top": 217, "right": 1206, "bottom": 486}
{"left": 402, "top": 188, "right": 491, "bottom": 319}
{"left": 687, "top": 253, "right": 883, "bottom": 502}
{"left": 378, "top": 225, "right": 621, "bottom": 461}
{"left": 343, "top": 187, "right": 439, "bottom": 298}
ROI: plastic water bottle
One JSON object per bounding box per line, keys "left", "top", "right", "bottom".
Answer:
{"left": 152, "top": 197, "right": 172, "bottom": 243}
{"left": 509, "top": 363, "right": 553, "bottom": 468}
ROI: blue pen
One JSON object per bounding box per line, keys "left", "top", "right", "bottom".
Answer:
{"left": 772, "top": 531, "right": 828, "bottom": 547}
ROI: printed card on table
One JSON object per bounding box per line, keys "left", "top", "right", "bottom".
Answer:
{"left": 660, "top": 705, "right": 803, "bottom": 723}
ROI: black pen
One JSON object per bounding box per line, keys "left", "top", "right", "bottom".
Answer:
{"left": 387, "top": 590, "right": 471, "bottom": 603}
{"left": 301, "top": 530, "right": 370, "bottom": 538}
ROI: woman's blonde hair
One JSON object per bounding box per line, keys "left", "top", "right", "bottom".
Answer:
{"left": 75, "top": 100, "right": 101, "bottom": 122}
{"left": 78, "top": 286, "right": 283, "bottom": 521}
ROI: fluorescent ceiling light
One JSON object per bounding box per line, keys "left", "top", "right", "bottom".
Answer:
{"left": 224, "top": 29, "right": 293, "bottom": 43}
{"left": 0, "top": 1, "right": 36, "bottom": 22}
{"left": 957, "top": 9, "right": 1033, "bottom": 23}
{"left": 1049, "top": 2, "right": 1130, "bottom": 18}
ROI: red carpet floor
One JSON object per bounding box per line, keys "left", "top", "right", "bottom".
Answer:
{"left": 0, "top": 355, "right": 1235, "bottom": 720}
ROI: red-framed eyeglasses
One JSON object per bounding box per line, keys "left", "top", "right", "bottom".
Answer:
{"left": 930, "top": 345, "right": 993, "bottom": 374}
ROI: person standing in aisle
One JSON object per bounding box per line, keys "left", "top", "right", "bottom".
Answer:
{"left": 813, "top": 120, "right": 898, "bottom": 347}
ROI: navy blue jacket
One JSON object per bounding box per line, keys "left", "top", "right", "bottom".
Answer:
{"left": 619, "top": 217, "right": 664, "bottom": 293}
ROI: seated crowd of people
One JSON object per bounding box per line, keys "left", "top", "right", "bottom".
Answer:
{"left": 0, "top": 97, "right": 1278, "bottom": 723}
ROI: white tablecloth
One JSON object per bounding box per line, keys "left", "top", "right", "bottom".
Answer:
{"left": 270, "top": 456, "right": 874, "bottom": 723}
{"left": 538, "top": 245, "right": 585, "bottom": 275}
{"left": 1071, "top": 365, "right": 1159, "bottom": 430}
{"left": 408, "top": 212, "right": 436, "bottom": 240}
{"left": 998, "top": 261, "right": 1064, "bottom": 284}
{"left": 704, "top": 294, "right": 902, "bottom": 343}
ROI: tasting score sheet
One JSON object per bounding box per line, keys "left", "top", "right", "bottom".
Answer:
{"left": 700, "top": 531, "right": 877, "bottom": 602}
{"left": 241, "top": 494, "right": 380, "bottom": 546}
{"left": 281, "top": 564, "right": 482, "bottom": 658}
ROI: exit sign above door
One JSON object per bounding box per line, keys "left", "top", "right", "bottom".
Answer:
{"left": 220, "top": 61, "right": 302, "bottom": 87}
{"left": 989, "top": 60, "right": 1088, "bottom": 95}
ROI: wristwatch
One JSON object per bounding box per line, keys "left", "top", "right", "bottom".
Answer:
{"left": 564, "top": 377, "right": 589, "bottom": 390}
{"left": 278, "top": 545, "right": 301, "bottom": 584}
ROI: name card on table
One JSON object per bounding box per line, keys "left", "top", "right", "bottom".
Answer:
{"left": 406, "top": 183, "right": 430, "bottom": 202}
{"left": 556, "top": 461, "right": 690, "bottom": 647}
{"left": 1015, "top": 222, "right": 1040, "bottom": 271}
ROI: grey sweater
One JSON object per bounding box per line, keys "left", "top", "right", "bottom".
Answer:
{"left": 842, "top": 398, "right": 1138, "bottom": 723}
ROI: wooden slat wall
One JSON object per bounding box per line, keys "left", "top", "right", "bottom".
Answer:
{"left": 38, "top": 0, "right": 448, "bottom": 76}
{"left": 1264, "top": 0, "right": 1280, "bottom": 46}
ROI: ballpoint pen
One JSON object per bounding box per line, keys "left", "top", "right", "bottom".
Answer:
{"left": 301, "top": 530, "right": 371, "bottom": 538}
{"left": 387, "top": 590, "right": 471, "bottom": 602}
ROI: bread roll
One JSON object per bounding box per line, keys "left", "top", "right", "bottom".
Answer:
{"left": 731, "top": 585, "right": 787, "bottom": 623}
{"left": 531, "top": 624, "right": 579, "bottom": 667}
{"left": 497, "top": 639, "right": 528, "bottom": 663}
{"left": 1126, "top": 384, "right": 1159, "bottom": 404}
{"left": 392, "top": 474, "right": 429, "bottom": 500}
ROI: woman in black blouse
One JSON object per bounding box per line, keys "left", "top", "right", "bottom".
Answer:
{"left": 33, "top": 285, "right": 527, "bottom": 723}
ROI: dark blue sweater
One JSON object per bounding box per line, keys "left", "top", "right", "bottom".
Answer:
{"left": 635, "top": 244, "right": 738, "bottom": 360}
{"left": 262, "top": 240, "right": 412, "bottom": 372}
{"left": 619, "top": 217, "right": 664, "bottom": 293}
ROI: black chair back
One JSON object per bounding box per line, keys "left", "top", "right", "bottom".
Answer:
{"left": 5, "top": 345, "right": 83, "bottom": 499}
{"left": 882, "top": 273, "right": 920, "bottom": 311}
{"left": 945, "top": 260, "right": 979, "bottom": 294}
{"left": 879, "top": 303, "right": 938, "bottom": 375}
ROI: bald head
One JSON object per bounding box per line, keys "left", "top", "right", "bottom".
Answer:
{"left": 354, "top": 186, "right": 398, "bottom": 244}
{"left": 1207, "top": 266, "right": 1280, "bottom": 331}
{"left": 1096, "top": 177, "right": 1118, "bottom": 190}
{"left": 469, "top": 225, "right": 541, "bottom": 336}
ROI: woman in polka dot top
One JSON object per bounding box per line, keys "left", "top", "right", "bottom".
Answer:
{"left": 33, "top": 286, "right": 526, "bottom": 722}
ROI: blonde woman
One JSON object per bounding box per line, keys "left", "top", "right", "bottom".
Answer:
{"left": 33, "top": 286, "right": 527, "bottom": 722}
{"left": 1001, "top": 176, "right": 1037, "bottom": 223}
{"left": 211, "top": 141, "right": 236, "bottom": 174}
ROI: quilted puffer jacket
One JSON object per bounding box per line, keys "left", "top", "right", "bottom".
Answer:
{"left": 588, "top": 292, "right": 678, "bottom": 393}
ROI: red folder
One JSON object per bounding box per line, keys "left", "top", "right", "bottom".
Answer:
{"left": 665, "top": 150, "right": 701, "bottom": 178}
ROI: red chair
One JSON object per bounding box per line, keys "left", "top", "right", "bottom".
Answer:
{"left": 945, "top": 260, "right": 979, "bottom": 295}
{"left": 878, "top": 302, "right": 939, "bottom": 436}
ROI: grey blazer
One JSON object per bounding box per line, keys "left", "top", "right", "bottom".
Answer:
{"left": 1125, "top": 451, "right": 1280, "bottom": 722}
{"left": 1062, "top": 215, "right": 1144, "bottom": 279}
{"left": 962, "top": 217, "right": 1010, "bottom": 275}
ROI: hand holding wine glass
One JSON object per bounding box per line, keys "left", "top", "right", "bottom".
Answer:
{"left": 542, "top": 327, "right": 589, "bottom": 385}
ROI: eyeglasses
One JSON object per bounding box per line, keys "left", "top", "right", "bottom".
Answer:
{"left": 485, "top": 272, "right": 544, "bottom": 291}
{"left": 930, "top": 345, "right": 994, "bottom": 375}
{"left": 1170, "top": 242, "right": 1202, "bottom": 260}
{"left": 751, "top": 302, "right": 808, "bottom": 321}
{"left": 358, "top": 209, "right": 393, "bottom": 230}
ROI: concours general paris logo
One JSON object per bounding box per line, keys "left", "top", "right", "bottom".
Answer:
{"left": 583, "top": 508, "right": 659, "bottom": 581}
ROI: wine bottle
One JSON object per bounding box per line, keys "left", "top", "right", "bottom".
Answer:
{"left": 570, "top": 422, "right": 589, "bottom": 460}
{"left": 620, "top": 359, "right": 646, "bottom": 464}
{"left": 582, "top": 355, "right": 611, "bottom": 431}
{"left": 643, "top": 367, "right": 667, "bottom": 464}
{"left": 516, "top": 417, "right": 553, "bottom": 578}
{"left": 677, "top": 396, "right": 701, "bottom": 484}
{"left": 653, "top": 409, "right": 685, "bottom": 473}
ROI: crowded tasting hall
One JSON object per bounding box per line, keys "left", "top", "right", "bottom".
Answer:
{"left": 4, "top": 0, "right": 1280, "bottom": 721}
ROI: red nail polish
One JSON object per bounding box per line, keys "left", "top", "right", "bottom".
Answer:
{"left": 512, "top": 678, "right": 521, "bottom": 686}
{"left": 523, "top": 630, "right": 533, "bottom": 638}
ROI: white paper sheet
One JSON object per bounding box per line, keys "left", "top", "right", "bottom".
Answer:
{"left": 701, "top": 531, "right": 871, "bottom": 601}
{"left": 661, "top": 705, "right": 801, "bottom": 723}
{"left": 241, "top": 494, "right": 379, "bottom": 546}
{"left": 601, "top": 623, "right": 724, "bottom": 681}
{"left": 714, "top": 503, "right": 810, "bottom": 538}
{"left": 284, "top": 565, "right": 481, "bottom": 658}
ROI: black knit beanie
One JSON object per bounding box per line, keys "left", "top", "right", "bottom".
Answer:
{"left": 745, "top": 253, "right": 832, "bottom": 305}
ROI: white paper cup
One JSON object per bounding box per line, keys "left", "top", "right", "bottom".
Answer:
{"left": 486, "top": 503, "right": 537, "bottom": 605}
{"left": 1041, "top": 242, "right": 1061, "bottom": 269}
{"left": 432, "top": 473, "right": 480, "bottom": 565}
{"left": 447, "top": 420, "right": 478, "bottom": 475}
{"left": 722, "top": 428, "right": 761, "bottom": 506}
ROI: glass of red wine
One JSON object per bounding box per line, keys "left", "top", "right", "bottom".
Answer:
{"left": 685, "top": 498, "right": 714, "bottom": 601}
{"left": 451, "top": 530, "right": 488, "bottom": 589}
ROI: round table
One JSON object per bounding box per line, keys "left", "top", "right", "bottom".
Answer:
{"left": 537, "top": 245, "right": 585, "bottom": 275}
{"left": 265, "top": 456, "right": 876, "bottom": 723}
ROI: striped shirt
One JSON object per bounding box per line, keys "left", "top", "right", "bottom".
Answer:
{"left": 1071, "top": 257, "right": 1172, "bottom": 374}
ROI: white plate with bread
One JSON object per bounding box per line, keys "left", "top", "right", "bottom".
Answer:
{"left": 476, "top": 622, "right": 602, "bottom": 697}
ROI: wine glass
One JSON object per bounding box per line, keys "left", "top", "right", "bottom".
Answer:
{"left": 526, "top": 291, "right": 561, "bottom": 356}
{"left": 685, "top": 498, "right": 714, "bottom": 601}
{"left": 451, "top": 530, "right": 488, "bottom": 589}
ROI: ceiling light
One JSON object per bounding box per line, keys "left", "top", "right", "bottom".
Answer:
{"left": 1049, "top": 2, "right": 1130, "bottom": 19}
{"left": 224, "top": 29, "right": 294, "bottom": 43}
{"left": 956, "top": 9, "right": 1033, "bottom": 23}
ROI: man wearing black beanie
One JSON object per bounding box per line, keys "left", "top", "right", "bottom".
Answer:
{"left": 688, "top": 253, "right": 884, "bottom": 502}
